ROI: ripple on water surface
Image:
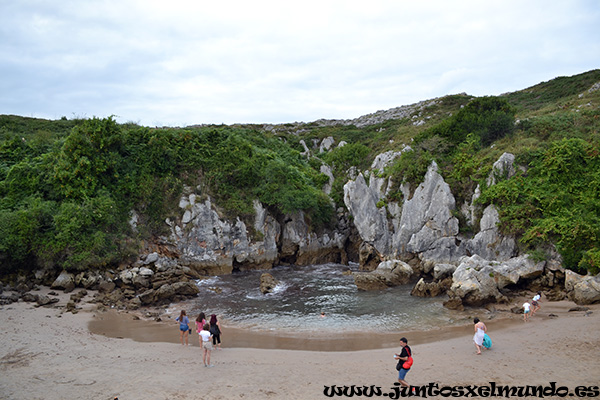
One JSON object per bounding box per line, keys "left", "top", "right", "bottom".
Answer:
{"left": 186, "top": 263, "right": 460, "bottom": 334}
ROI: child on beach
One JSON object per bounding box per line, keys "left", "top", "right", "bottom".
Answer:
{"left": 200, "top": 323, "right": 214, "bottom": 367}
{"left": 523, "top": 301, "right": 531, "bottom": 322}
{"left": 532, "top": 292, "right": 541, "bottom": 315}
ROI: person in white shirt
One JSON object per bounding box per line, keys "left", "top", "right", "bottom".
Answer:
{"left": 199, "top": 324, "right": 214, "bottom": 367}
{"left": 523, "top": 301, "right": 531, "bottom": 322}
{"left": 532, "top": 292, "right": 541, "bottom": 315}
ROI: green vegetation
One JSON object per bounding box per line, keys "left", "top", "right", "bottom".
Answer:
{"left": 1, "top": 69, "right": 599, "bottom": 276}
{"left": 0, "top": 118, "right": 333, "bottom": 275}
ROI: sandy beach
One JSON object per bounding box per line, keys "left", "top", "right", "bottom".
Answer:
{"left": 1, "top": 288, "right": 599, "bottom": 400}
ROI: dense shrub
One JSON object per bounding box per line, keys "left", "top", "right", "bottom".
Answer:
{"left": 480, "top": 138, "right": 600, "bottom": 273}
{"left": 418, "top": 96, "right": 515, "bottom": 147}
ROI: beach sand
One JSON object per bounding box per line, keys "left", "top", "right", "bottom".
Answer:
{"left": 1, "top": 287, "right": 599, "bottom": 400}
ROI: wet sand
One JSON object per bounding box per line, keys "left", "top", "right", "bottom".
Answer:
{"left": 89, "top": 307, "right": 531, "bottom": 351}
{"left": 88, "top": 297, "right": 586, "bottom": 351}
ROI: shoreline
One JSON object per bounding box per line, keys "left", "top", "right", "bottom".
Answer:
{"left": 88, "top": 294, "right": 589, "bottom": 351}
{"left": 1, "top": 288, "right": 599, "bottom": 399}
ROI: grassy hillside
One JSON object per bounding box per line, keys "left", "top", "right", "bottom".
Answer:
{"left": 1, "top": 69, "right": 599, "bottom": 277}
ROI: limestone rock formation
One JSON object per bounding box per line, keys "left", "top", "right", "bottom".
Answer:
{"left": 353, "top": 260, "right": 413, "bottom": 290}
{"left": 565, "top": 270, "right": 600, "bottom": 304}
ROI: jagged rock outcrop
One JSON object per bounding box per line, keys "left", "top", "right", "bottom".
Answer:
{"left": 353, "top": 260, "right": 413, "bottom": 290}
{"left": 465, "top": 205, "right": 517, "bottom": 261}
{"left": 446, "top": 255, "right": 507, "bottom": 307}
{"left": 344, "top": 159, "right": 463, "bottom": 264}
{"left": 445, "top": 254, "right": 547, "bottom": 308}
{"left": 343, "top": 150, "right": 535, "bottom": 300}
{"left": 168, "top": 195, "right": 275, "bottom": 275}
{"left": 343, "top": 173, "right": 391, "bottom": 255}
{"left": 166, "top": 188, "right": 349, "bottom": 276}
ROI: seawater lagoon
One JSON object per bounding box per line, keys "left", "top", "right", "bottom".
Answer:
{"left": 183, "top": 263, "right": 463, "bottom": 334}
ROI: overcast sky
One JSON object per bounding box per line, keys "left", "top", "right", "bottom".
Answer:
{"left": 1, "top": 1, "right": 599, "bottom": 127}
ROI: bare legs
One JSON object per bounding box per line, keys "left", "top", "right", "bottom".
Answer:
{"left": 203, "top": 348, "right": 211, "bottom": 367}
{"left": 180, "top": 330, "right": 189, "bottom": 345}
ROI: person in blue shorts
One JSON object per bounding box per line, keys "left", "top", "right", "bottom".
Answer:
{"left": 176, "top": 310, "right": 190, "bottom": 345}
{"left": 394, "top": 337, "right": 412, "bottom": 389}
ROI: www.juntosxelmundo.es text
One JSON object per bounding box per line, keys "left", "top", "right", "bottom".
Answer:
{"left": 323, "top": 382, "right": 600, "bottom": 398}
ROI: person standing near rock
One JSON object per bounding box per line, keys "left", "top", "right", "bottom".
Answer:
{"left": 473, "top": 318, "right": 487, "bottom": 355}
{"left": 209, "top": 314, "right": 222, "bottom": 350}
{"left": 176, "top": 310, "right": 190, "bottom": 346}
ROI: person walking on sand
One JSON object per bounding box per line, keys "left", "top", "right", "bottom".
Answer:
{"left": 532, "top": 292, "right": 541, "bottom": 315}
{"left": 394, "top": 337, "right": 413, "bottom": 389}
{"left": 195, "top": 312, "right": 208, "bottom": 346}
{"left": 473, "top": 317, "right": 487, "bottom": 355}
{"left": 209, "top": 314, "right": 222, "bottom": 350}
{"left": 176, "top": 310, "right": 190, "bottom": 346}
{"left": 199, "top": 323, "right": 214, "bottom": 367}
{"left": 523, "top": 301, "right": 531, "bottom": 322}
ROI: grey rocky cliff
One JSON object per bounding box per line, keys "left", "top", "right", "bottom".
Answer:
{"left": 344, "top": 158, "right": 463, "bottom": 264}
{"left": 343, "top": 151, "right": 520, "bottom": 267}
{"left": 342, "top": 149, "right": 572, "bottom": 309}
{"left": 167, "top": 190, "right": 348, "bottom": 276}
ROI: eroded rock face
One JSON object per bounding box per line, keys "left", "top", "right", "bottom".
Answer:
{"left": 465, "top": 205, "right": 517, "bottom": 262}
{"left": 343, "top": 173, "right": 391, "bottom": 255}
{"left": 344, "top": 160, "right": 463, "bottom": 264}
{"left": 342, "top": 151, "right": 542, "bottom": 302}
{"left": 447, "top": 255, "right": 505, "bottom": 306}
{"left": 446, "top": 254, "right": 547, "bottom": 307}
{"left": 167, "top": 190, "right": 350, "bottom": 277}
{"left": 399, "top": 161, "right": 460, "bottom": 255}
